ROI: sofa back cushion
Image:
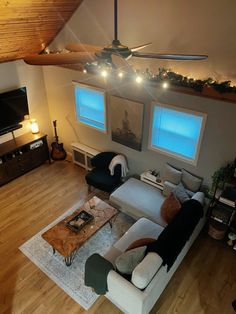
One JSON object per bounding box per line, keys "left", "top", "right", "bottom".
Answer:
{"left": 131, "top": 252, "right": 163, "bottom": 289}
{"left": 181, "top": 169, "right": 202, "bottom": 192}
{"left": 160, "top": 192, "right": 181, "bottom": 224}
{"left": 163, "top": 164, "right": 182, "bottom": 185}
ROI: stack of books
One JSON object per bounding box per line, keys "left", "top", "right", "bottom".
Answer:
{"left": 219, "top": 186, "right": 236, "bottom": 207}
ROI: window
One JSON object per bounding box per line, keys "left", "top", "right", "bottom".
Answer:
{"left": 74, "top": 82, "right": 107, "bottom": 132}
{"left": 149, "top": 103, "right": 207, "bottom": 165}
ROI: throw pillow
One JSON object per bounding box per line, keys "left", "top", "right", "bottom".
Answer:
{"left": 115, "top": 246, "right": 147, "bottom": 275}
{"left": 173, "top": 182, "right": 190, "bottom": 204}
{"left": 181, "top": 169, "right": 202, "bottom": 192}
{"left": 162, "top": 180, "right": 177, "bottom": 197}
{"left": 163, "top": 164, "right": 182, "bottom": 185}
{"left": 131, "top": 252, "right": 163, "bottom": 289}
{"left": 126, "top": 238, "right": 156, "bottom": 251}
{"left": 160, "top": 192, "right": 181, "bottom": 224}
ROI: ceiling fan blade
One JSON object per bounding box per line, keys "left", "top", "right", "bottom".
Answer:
{"left": 65, "top": 43, "right": 103, "bottom": 53}
{"left": 132, "top": 52, "right": 208, "bottom": 60}
{"left": 131, "top": 43, "right": 152, "bottom": 52}
{"left": 24, "top": 52, "right": 98, "bottom": 65}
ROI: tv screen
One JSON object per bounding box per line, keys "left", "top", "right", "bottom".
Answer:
{"left": 0, "top": 87, "right": 29, "bottom": 132}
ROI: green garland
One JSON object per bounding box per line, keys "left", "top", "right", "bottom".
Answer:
{"left": 85, "top": 63, "right": 236, "bottom": 94}
{"left": 143, "top": 68, "right": 236, "bottom": 93}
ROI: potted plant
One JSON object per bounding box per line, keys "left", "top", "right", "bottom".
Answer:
{"left": 210, "top": 163, "right": 234, "bottom": 197}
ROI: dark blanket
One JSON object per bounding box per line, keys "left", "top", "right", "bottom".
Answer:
{"left": 146, "top": 199, "right": 203, "bottom": 271}
{"left": 84, "top": 253, "right": 114, "bottom": 295}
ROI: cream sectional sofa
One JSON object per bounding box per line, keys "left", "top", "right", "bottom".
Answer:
{"left": 104, "top": 211, "right": 206, "bottom": 314}
{"left": 102, "top": 176, "right": 208, "bottom": 314}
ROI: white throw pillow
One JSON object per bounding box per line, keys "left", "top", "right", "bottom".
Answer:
{"left": 115, "top": 246, "right": 146, "bottom": 275}
{"left": 131, "top": 253, "right": 163, "bottom": 289}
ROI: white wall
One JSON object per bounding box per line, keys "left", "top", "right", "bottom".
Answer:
{"left": 0, "top": 60, "right": 52, "bottom": 143}
{"left": 43, "top": 66, "right": 236, "bottom": 186}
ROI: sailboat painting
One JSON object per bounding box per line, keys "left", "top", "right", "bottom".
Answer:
{"left": 110, "top": 96, "right": 144, "bottom": 151}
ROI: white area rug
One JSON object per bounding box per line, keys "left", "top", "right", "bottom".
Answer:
{"left": 19, "top": 200, "right": 134, "bottom": 310}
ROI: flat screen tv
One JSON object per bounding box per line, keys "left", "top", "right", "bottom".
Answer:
{"left": 0, "top": 87, "right": 29, "bottom": 134}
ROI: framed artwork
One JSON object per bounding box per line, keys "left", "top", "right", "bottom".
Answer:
{"left": 110, "top": 95, "right": 144, "bottom": 151}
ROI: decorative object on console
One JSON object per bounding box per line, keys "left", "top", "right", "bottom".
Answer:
{"left": 29, "top": 118, "right": 39, "bottom": 134}
{"left": 140, "top": 170, "right": 164, "bottom": 191}
{"left": 110, "top": 95, "right": 144, "bottom": 151}
{"left": 51, "top": 120, "right": 67, "bottom": 161}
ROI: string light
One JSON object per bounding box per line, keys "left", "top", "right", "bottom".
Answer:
{"left": 135, "top": 76, "right": 143, "bottom": 84}
{"left": 162, "top": 82, "right": 169, "bottom": 89}
{"left": 83, "top": 69, "right": 87, "bottom": 74}
{"left": 101, "top": 70, "right": 108, "bottom": 77}
{"left": 83, "top": 63, "right": 236, "bottom": 95}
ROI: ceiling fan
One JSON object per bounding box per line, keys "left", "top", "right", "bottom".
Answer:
{"left": 23, "top": 0, "right": 208, "bottom": 68}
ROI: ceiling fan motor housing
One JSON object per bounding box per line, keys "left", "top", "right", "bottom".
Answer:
{"left": 101, "top": 39, "right": 132, "bottom": 60}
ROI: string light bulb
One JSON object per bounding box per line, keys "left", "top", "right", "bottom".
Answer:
{"left": 162, "top": 82, "right": 169, "bottom": 89}
{"left": 118, "top": 72, "right": 123, "bottom": 78}
{"left": 83, "top": 69, "right": 87, "bottom": 74}
{"left": 101, "top": 70, "right": 108, "bottom": 77}
{"left": 136, "top": 76, "right": 143, "bottom": 84}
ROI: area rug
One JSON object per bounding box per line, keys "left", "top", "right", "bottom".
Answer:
{"left": 19, "top": 200, "right": 134, "bottom": 310}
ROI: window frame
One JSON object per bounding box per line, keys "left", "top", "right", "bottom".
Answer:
{"left": 148, "top": 102, "right": 207, "bottom": 166}
{"left": 73, "top": 81, "right": 107, "bottom": 133}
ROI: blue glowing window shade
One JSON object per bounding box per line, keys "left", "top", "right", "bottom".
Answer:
{"left": 151, "top": 106, "right": 204, "bottom": 161}
{"left": 74, "top": 84, "right": 106, "bottom": 131}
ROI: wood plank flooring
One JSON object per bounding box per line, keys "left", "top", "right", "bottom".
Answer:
{"left": 0, "top": 161, "right": 235, "bottom": 314}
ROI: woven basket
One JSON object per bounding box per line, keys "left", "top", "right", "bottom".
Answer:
{"left": 208, "top": 221, "right": 227, "bottom": 240}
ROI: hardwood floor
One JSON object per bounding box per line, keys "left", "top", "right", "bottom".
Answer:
{"left": 0, "top": 161, "right": 235, "bottom": 314}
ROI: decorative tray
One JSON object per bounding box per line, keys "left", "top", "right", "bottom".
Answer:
{"left": 65, "top": 210, "right": 94, "bottom": 232}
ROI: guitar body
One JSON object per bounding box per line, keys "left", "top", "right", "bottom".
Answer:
{"left": 51, "top": 120, "right": 67, "bottom": 161}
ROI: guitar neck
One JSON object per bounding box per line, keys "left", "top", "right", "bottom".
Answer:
{"left": 53, "top": 120, "right": 59, "bottom": 143}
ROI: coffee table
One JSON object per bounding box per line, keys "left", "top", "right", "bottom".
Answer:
{"left": 42, "top": 196, "right": 118, "bottom": 266}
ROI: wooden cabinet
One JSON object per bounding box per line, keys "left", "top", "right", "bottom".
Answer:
{"left": 0, "top": 133, "right": 50, "bottom": 186}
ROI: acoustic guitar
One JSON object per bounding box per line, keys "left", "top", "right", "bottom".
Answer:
{"left": 51, "top": 120, "right": 67, "bottom": 160}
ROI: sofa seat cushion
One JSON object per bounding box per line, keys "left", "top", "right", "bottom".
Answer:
{"left": 110, "top": 178, "right": 167, "bottom": 227}
{"left": 131, "top": 252, "right": 163, "bottom": 289}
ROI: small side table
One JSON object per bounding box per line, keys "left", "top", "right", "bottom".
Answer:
{"left": 140, "top": 171, "right": 164, "bottom": 191}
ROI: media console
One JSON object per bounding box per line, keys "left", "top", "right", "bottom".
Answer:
{"left": 0, "top": 132, "right": 50, "bottom": 186}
